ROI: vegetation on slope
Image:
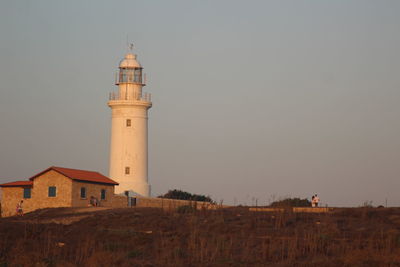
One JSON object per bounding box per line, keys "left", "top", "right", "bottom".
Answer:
{"left": 1, "top": 207, "right": 400, "bottom": 266}
{"left": 270, "top": 197, "right": 312, "bottom": 207}
{"left": 158, "top": 189, "right": 213, "bottom": 203}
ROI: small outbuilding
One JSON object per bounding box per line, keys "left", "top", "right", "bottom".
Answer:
{"left": 0, "top": 166, "right": 119, "bottom": 217}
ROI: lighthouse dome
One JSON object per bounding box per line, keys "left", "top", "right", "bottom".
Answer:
{"left": 119, "top": 53, "right": 142, "bottom": 68}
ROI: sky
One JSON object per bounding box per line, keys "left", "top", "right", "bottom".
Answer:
{"left": 0, "top": 0, "right": 399, "bottom": 207}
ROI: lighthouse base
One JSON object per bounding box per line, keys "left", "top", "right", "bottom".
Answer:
{"left": 114, "top": 180, "right": 150, "bottom": 197}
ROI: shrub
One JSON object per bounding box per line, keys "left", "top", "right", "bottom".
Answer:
{"left": 270, "top": 197, "right": 311, "bottom": 207}
{"left": 158, "top": 189, "right": 213, "bottom": 203}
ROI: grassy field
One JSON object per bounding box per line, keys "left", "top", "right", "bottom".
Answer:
{"left": 1, "top": 206, "right": 400, "bottom": 266}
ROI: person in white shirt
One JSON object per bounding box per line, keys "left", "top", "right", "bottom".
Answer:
{"left": 16, "top": 200, "right": 24, "bottom": 216}
{"left": 314, "top": 194, "right": 320, "bottom": 207}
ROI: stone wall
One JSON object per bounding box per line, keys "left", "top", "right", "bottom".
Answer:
{"left": 0, "top": 187, "right": 34, "bottom": 217}
{"left": 31, "top": 170, "right": 73, "bottom": 209}
{"left": 136, "top": 197, "right": 209, "bottom": 210}
{"left": 111, "top": 195, "right": 129, "bottom": 207}
{"left": 111, "top": 195, "right": 217, "bottom": 210}
{"left": 292, "top": 207, "right": 333, "bottom": 213}
{"left": 71, "top": 180, "right": 115, "bottom": 207}
{"left": 249, "top": 207, "right": 333, "bottom": 213}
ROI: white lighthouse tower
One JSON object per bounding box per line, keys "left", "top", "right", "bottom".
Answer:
{"left": 108, "top": 47, "right": 152, "bottom": 196}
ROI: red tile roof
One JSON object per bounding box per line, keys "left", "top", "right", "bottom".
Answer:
{"left": 29, "top": 166, "right": 119, "bottom": 185}
{"left": 0, "top": 181, "right": 33, "bottom": 187}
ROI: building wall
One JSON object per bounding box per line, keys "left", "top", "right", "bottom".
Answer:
{"left": 108, "top": 103, "right": 151, "bottom": 197}
{"left": 0, "top": 187, "right": 34, "bottom": 217}
{"left": 71, "top": 180, "right": 115, "bottom": 207}
{"left": 31, "top": 170, "right": 73, "bottom": 208}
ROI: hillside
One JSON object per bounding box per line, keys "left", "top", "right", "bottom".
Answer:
{"left": 1, "top": 207, "right": 400, "bottom": 266}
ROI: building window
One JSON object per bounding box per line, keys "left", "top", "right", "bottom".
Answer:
{"left": 126, "top": 119, "right": 131, "bottom": 127}
{"left": 101, "top": 189, "right": 106, "bottom": 200}
{"left": 48, "top": 186, "right": 56, "bottom": 197}
{"left": 125, "top": 166, "right": 130, "bottom": 175}
{"left": 80, "top": 187, "right": 86, "bottom": 199}
{"left": 23, "top": 188, "right": 31, "bottom": 199}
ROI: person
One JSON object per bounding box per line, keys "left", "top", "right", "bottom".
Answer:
{"left": 89, "top": 196, "right": 99, "bottom": 207}
{"left": 314, "top": 194, "right": 320, "bottom": 207}
{"left": 311, "top": 195, "right": 316, "bottom": 207}
{"left": 16, "top": 200, "right": 24, "bottom": 216}
{"left": 90, "top": 196, "right": 95, "bottom": 206}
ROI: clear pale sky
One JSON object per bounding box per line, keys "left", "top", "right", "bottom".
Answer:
{"left": 0, "top": 1, "right": 399, "bottom": 207}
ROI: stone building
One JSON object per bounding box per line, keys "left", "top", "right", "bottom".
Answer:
{"left": 0, "top": 166, "right": 118, "bottom": 217}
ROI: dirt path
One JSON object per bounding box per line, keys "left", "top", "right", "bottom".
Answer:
{"left": 4, "top": 206, "right": 114, "bottom": 225}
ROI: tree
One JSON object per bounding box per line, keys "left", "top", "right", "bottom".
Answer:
{"left": 158, "top": 189, "right": 213, "bottom": 203}
{"left": 270, "top": 197, "right": 311, "bottom": 207}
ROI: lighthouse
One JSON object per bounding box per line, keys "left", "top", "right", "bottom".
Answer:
{"left": 108, "top": 47, "right": 152, "bottom": 196}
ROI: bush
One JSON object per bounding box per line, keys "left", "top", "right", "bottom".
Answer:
{"left": 270, "top": 197, "right": 311, "bottom": 207}
{"left": 158, "top": 189, "right": 213, "bottom": 203}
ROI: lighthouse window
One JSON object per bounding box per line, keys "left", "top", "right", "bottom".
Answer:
{"left": 119, "top": 69, "right": 125, "bottom": 82}
{"left": 125, "top": 167, "right": 130, "bottom": 175}
{"left": 120, "top": 68, "right": 134, "bottom": 83}
{"left": 126, "top": 119, "right": 131, "bottom": 127}
{"left": 134, "top": 69, "right": 142, "bottom": 83}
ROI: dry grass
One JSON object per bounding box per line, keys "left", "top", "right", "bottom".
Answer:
{"left": 0, "top": 207, "right": 400, "bottom": 266}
